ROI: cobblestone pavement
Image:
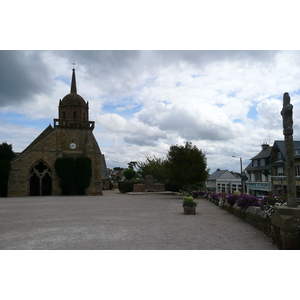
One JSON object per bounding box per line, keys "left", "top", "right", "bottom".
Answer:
{"left": 0, "top": 190, "right": 278, "bottom": 250}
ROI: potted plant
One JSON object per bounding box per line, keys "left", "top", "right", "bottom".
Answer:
{"left": 182, "top": 194, "right": 197, "bottom": 215}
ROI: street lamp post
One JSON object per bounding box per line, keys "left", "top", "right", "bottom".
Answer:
{"left": 232, "top": 156, "right": 243, "bottom": 194}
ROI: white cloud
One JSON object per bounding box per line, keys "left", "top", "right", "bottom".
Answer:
{"left": 2, "top": 50, "right": 300, "bottom": 172}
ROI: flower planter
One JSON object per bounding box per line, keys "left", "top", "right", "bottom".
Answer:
{"left": 183, "top": 206, "right": 196, "bottom": 215}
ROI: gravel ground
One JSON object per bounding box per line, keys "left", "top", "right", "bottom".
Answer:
{"left": 0, "top": 190, "right": 278, "bottom": 250}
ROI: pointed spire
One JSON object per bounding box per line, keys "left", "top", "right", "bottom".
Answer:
{"left": 70, "top": 66, "right": 77, "bottom": 94}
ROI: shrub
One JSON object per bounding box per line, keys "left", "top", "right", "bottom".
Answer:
{"left": 236, "top": 194, "right": 259, "bottom": 208}
{"left": 55, "top": 156, "right": 92, "bottom": 195}
{"left": 118, "top": 181, "right": 134, "bottom": 193}
{"left": 209, "top": 193, "right": 219, "bottom": 201}
{"left": 55, "top": 157, "right": 76, "bottom": 195}
{"left": 123, "top": 168, "right": 137, "bottom": 180}
{"left": 183, "top": 195, "right": 197, "bottom": 207}
{"left": 75, "top": 157, "right": 92, "bottom": 195}
{"left": 226, "top": 194, "right": 239, "bottom": 206}
{"left": 164, "top": 181, "right": 181, "bottom": 192}
{"left": 118, "top": 180, "right": 143, "bottom": 193}
{"left": 0, "top": 142, "right": 16, "bottom": 197}
{"left": 218, "top": 192, "right": 227, "bottom": 207}
{"left": 191, "top": 191, "right": 198, "bottom": 198}
{"left": 233, "top": 190, "right": 241, "bottom": 197}
{"left": 258, "top": 195, "right": 287, "bottom": 217}
{"left": 109, "top": 180, "right": 114, "bottom": 190}
{"left": 191, "top": 191, "right": 202, "bottom": 198}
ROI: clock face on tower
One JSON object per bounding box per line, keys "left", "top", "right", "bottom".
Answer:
{"left": 69, "top": 142, "right": 76, "bottom": 149}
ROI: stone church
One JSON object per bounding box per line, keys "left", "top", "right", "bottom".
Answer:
{"left": 8, "top": 68, "right": 108, "bottom": 196}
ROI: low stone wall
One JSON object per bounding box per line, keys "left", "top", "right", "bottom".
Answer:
{"left": 133, "top": 183, "right": 165, "bottom": 192}
{"left": 223, "top": 202, "right": 272, "bottom": 237}
{"left": 207, "top": 197, "right": 300, "bottom": 249}
{"left": 208, "top": 199, "right": 273, "bottom": 239}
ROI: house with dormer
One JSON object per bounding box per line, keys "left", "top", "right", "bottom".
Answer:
{"left": 269, "top": 140, "right": 300, "bottom": 196}
{"left": 245, "top": 141, "right": 300, "bottom": 198}
{"left": 245, "top": 143, "right": 272, "bottom": 197}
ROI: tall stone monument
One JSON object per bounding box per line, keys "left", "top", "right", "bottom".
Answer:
{"left": 281, "top": 92, "right": 298, "bottom": 207}
{"left": 271, "top": 92, "right": 300, "bottom": 249}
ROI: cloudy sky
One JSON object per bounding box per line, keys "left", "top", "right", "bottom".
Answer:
{"left": 2, "top": 50, "right": 300, "bottom": 173}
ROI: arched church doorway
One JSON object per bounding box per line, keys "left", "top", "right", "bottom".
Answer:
{"left": 30, "top": 161, "right": 52, "bottom": 196}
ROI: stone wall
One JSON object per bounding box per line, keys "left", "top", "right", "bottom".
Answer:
{"left": 208, "top": 199, "right": 300, "bottom": 249}
{"left": 223, "top": 202, "right": 272, "bottom": 236}
{"left": 133, "top": 183, "right": 165, "bottom": 192}
{"left": 208, "top": 199, "right": 275, "bottom": 244}
{"left": 133, "top": 175, "right": 165, "bottom": 193}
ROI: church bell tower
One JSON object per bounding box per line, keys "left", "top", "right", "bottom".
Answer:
{"left": 54, "top": 68, "right": 94, "bottom": 130}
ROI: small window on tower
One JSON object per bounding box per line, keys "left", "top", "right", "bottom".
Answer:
{"left": 73, "top": 112, "right": 76, "bottom": 120}
{"left": 63, "top": 112, "right": 65, "bottom": 119}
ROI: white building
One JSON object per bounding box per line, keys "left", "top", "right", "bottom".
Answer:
{"left": 206, "top": 169, "right": 242, "bottom": 194}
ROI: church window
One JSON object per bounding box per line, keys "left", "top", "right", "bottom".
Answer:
{"left": 30, "top": 161, "right": 52, "bottom": 196}
{"left": 73, "top": 112, "right": 76, "bottom": 120}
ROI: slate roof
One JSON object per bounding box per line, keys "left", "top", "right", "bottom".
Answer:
{"left": 101, "top": 154, "right": 109, "bottom": 180}
{"left": 272, "top": 140, "right": 300, "bottom": 160}
{"left": 207, "top": 170, "right": 227, "bottom": 180}
{"left": 245, "top": 163, "right": 270, "bottom": 172}
{"left": 250, "top": 146, "right": 273, "bottom": 160}
{"left": 207, "top": 170, "right": 237, "bottom": 180}
{"left": 245, "top": 140, "right": 300, "bottom": 172}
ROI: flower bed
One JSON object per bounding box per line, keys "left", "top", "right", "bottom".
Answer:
{"left": 202, "top": 192, "right": 287, "bottom": 238}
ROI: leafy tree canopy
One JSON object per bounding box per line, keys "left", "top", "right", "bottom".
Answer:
{"left": 0, "top": 142, "right": 16, "bottom": 196}
{"left": 113, "top": 167, "right": 124, "bottom": 171}
{"left": 55, "top": 156, "right": 92, "bottom": 195}
{"left": 166, "top": 142, "right": 209, "bottom": 190}
{"left": 127, "top": 161, "right": 137, "bottom": 170}
{"left": 136, "top": 155, "right": 167, "bottom": 183}
{"left": 123, "top": 168, "right": 137, "bottom": 180}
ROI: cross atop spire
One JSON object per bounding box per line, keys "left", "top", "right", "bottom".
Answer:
{"left": 70, "top": 66, "right": 77, "bottom": 94}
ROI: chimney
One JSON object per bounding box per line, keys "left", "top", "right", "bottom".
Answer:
{"left": 261, "top": 143, "right": 269, "bottom": 150}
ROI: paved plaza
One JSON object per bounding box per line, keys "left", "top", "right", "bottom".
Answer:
{"left": 0, "top": 190, "right": 278, "bottom": 250}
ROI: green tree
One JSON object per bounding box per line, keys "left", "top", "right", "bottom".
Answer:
{"left": 123, "top": 168, "right": 137, "bottom": 180}
{"left": 127, "top": 161, "right": 137, "bottom": 170}
{"left": 0, "top": 142, "right": 16, "bottom": 197}
{"left": 54, "top": 156, "right": 92, "bottom": 195}
{"left": 136, "top": 155, "right": 167, "bottom": 182}
{"left": 55, "top": 157, "right": 76, "bottom": 195}
{"left": 75, "top": 157, "right": 92, "bottom": 195}
{"left": 165, "top": 141, "right": 209, "bottom": 191}
{"left": 113, "top": 167, "right": 124, "bottom": 171}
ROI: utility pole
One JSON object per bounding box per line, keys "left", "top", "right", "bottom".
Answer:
{"left": 232, "top": 156, "right": 243, "bottom": 194}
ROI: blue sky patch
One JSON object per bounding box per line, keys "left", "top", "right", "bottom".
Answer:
{"left": 233, "top": 118, "right": 242, "bottom": 123}
{"left": 54, "top": 76, "right": 70, "bottom": 86}
{"left": 247, "top": 105, "right": 258, "bottom": 120}
{"left": 2, "top": 112, "right": 52, "bottom": 130}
